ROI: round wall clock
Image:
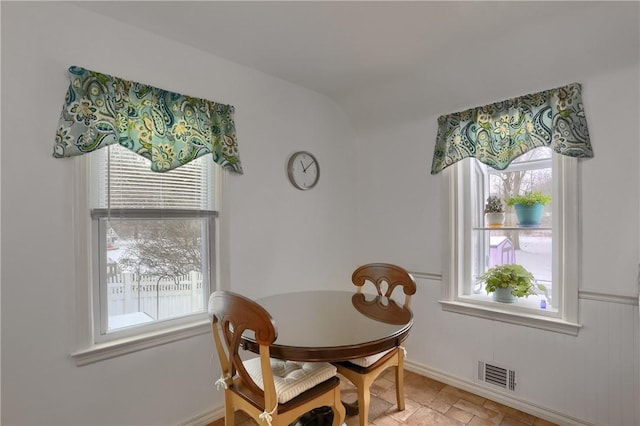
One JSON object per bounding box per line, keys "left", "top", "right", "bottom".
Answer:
{"left": 287, "top": 151, "right": 319, "bottom": 190}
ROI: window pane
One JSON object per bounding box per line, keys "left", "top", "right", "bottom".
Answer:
{"left": 103, "top": 217, "right": 210, "bottom": 332}
{"left": 471, "top": 147, "right": 553, "bottom": 309}
{"left": 471, "top": 229, "right": 552, "bottom": 299}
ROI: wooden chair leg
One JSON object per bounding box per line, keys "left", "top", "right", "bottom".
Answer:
{"left": 224, "top": 398, "right": 235, "bottom": 426}
{"left": 357, "top": 382, "right": 371, "bottom": 426}
{"left": 395, "top": 349, "right": 406, "bottom": 411}
{"left": 395, "top": 365, "right": 405, "bottom": 411}
{"left": 332, "top": 387, "right": 347, "bottom": 426}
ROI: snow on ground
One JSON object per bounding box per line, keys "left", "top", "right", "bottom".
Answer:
{"left": 514, "top": 236, "right": 552, "bottom": 283}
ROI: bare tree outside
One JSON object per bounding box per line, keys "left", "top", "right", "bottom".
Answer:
{"left": 112, "top": 219, "right": 203, "bottom": 277}
{"left": 489, "top": 148, "right": 552, "bottom": 249}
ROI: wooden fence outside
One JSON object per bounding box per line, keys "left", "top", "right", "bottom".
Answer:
{"left": 107, "top": 271, "right": 204, "bottom": 320}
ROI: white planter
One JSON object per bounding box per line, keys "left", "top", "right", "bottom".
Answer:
{"left": 491, "top": 287, "right": 518, "bottom": 303}
{"left": 485, "top": 212, "right": 505, "bottom": 228}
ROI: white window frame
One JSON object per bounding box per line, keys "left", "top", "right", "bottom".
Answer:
{"left": 70, "top": 153, "right": 227, "bottom": 366}
{"left": 439, "top": 153, "right": 582, "bottom": 336}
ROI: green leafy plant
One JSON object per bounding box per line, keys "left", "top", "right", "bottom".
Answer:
{"left": 484, "top": 196, "right": 504, "bottom": 213}
{"left": 505, "top": 191, "right": 551, "bottom": 206}
{"left": 476, "top": 264, "right": 546, "bottom": 298}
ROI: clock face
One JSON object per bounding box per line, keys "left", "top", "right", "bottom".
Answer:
{"left": 287, "top": 151, "right": 319, "bottom": 190}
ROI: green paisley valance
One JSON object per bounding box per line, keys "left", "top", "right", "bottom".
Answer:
{"left": 54, "top": 66, "right": 243, "bottom": 174}
{"left": 431, "top": 82, "right": 592, "bottom": 174}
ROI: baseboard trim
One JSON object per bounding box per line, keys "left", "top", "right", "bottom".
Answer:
{"left": 177, "top": 406, "right": 224, "bottom": 426}
{"left": 404, "top": 359, "right": 595, "bottom": 426}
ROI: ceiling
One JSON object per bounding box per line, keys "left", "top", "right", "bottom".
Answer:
{"left": 74, "top": 1, "right": 639, "bottom": 127}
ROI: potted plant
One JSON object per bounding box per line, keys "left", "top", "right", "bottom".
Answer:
{"left": 505, "top": 191, "right": 551, "bottom": 227}
{"left": 484, "top": 196, "right": 505, "bottom": 228}
{"left": 476, "top": 264, "right": 546, "bottom": 303}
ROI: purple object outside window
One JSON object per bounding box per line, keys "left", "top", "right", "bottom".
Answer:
{"left": 489, "top": 236, "right": 515, "bottom": 267}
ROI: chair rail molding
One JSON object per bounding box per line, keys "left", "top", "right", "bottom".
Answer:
{"left": 578, "top": 289, "right": 638, "bottom": 305}
{"left": 408, "top": 271, "right": 442, "bottom": 281}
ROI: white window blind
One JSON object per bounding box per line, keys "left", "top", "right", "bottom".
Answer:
{"left": 90, "top": 144, "right": 214, "bottom": 210}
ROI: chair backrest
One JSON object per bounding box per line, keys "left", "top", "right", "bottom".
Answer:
{"left": 209, "top": 290, "right": 278, "bottom": 406}
{"left": 352, "top": 263, "right": 417, "bottom": 309}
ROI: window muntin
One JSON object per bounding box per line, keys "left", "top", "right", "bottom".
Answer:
{"left": 89, "top": 145, "right": 217, "bottom": 342}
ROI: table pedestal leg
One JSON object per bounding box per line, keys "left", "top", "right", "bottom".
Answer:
{"left": 342, "top": 400, "right": 359, "bottom": 416}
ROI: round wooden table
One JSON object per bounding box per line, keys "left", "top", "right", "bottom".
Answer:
{"left": 241, "top": 290, "right": 413, "bottom": 362}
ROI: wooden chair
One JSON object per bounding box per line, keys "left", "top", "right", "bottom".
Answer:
{"left": 334, "top": 263, "right": 417, "bottom": 426}
{"left": 208, "top": 291, "right": 345, "bottom": 426}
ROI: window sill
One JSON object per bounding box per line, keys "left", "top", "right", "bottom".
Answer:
{"left": 439, "top": 300, "right": 582, "bottom": 336}
{"left": 71, "top": 319, "right": 210, "bottom": 366}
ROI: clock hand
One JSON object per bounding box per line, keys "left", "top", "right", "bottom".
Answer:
{"left": 300, "top": 160, "right": 306, "bottom": 172}
{"left": 302, "top": 161, "right": 314, "bottom": 172}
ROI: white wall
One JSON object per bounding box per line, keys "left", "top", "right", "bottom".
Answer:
{"left": 1, "top": 2, "right": 356, "bottom": 425}
{"left": 353, "top": 51, "right": 640, "bottom": 426}
{"left": 2, "top": 1, "right": 639, "bottom": 426}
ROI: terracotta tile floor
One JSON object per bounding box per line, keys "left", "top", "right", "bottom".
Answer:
{"left": 208, "top": 370, "right": 557, "bottom": 426}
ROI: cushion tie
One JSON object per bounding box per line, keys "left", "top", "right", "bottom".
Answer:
{"left": 259, "top": 403, "right": 278, "bottom": 426}
{"left": 400, "top": 345, "right": 407, "bottom": 357}
{"left": 215, "top": 374, "right": 230, "bottom": 390}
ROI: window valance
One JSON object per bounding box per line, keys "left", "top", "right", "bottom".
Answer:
{"left": 430, "top": 82, "right": 592, "bottom": 174}
{"left": 53, "top": 66, "right": 243, "bottom": 174}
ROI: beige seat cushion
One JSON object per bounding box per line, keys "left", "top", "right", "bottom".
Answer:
{"left": 243, "top": 358, "right": 337, "bottom": 404}
{"left": 346, "top": 348, "right": 395, "bottom": 368}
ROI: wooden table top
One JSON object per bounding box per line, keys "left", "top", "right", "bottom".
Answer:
{"left": 241, "top": 290, "right": 413, "bottom": 362}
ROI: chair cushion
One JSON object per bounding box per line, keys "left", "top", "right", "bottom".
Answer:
{"left": 346, "top": 348, "right": 395, "bottom": 368}
{"left": 243, "top": 358, "right": 337, "bottom": 404}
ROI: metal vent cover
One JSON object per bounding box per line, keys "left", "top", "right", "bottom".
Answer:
{"left": 478, "top": 361, "right": 516, "bottom": 391}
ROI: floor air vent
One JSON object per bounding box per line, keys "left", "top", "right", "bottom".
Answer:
{"left": 478, "top": 361, "right": 516, "bottom": 392}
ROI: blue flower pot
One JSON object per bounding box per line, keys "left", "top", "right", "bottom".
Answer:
{"left": 514, "top": 203, "right": 544, "bottom": 227}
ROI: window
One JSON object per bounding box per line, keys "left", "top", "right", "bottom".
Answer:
{"left": 440, "top": 147, "right": 581, "bottom": 335}
{"left": 89, "top": 144, "right": 217, "bottom": 342}
{"left": 72, "top": 144, "right": 220, "bottom": 363}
